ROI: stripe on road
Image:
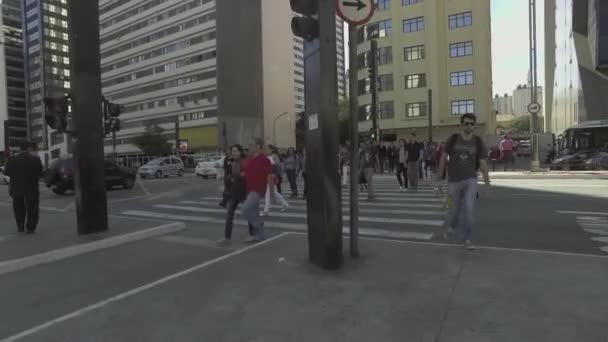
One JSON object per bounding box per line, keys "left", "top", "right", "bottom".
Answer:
{"left": 154, "top": 205, "right": 444, "bottom": 227}
{"left": 120, "top": 210, "right": 435, "bottom": 240}
{"left": 201, "top": 196, "right": 442, "bottom": 203}
{"left": 557, "top": 211, "right": 608, "bottom": 216}
{"left": 196, "top": 199, "right": 443, "bottom": 209}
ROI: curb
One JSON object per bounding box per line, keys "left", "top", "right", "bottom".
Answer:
{"left": 0, "top": 222, "right": 185, "bottom": 277}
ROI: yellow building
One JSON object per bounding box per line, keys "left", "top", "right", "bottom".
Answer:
{"left": 356, "top": 0, "right": 494, "bottom": 142}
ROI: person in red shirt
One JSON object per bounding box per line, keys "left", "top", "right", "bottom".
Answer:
{"left": 241, "top": 138, "right": 272, "bottom": 242}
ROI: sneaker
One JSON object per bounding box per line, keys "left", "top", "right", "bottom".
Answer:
{"left": 216, "top": 238, "right": 231, "bottom": 246}
{"left": 245, "top": 236, "right": 257, "bottom": 243}
{"left": 260, "top": 211, "right": 268, "bottom": 217}
{"left": 400, "top": 186, "right": 404, "bottom": 192}
{"left": 464, "top": 240, "right": 476, "bottom": 250}
{"left": 280, "top": 206, "right": 288, "bottom": 212}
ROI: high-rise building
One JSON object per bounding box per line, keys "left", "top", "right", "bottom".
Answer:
{"left": 22, "top": 0, "right": 71, "bottom": 163}
{"left": 492, "top": 93, "right": 513, "bottom": 115}
{"left": 544, "top": 0, "right": 608, "bottom": 135}
{"left": 356, "top": 0, "right": 494, "bottom": 141}
{"left": 512, "top": 84, "right": 543, "bottom": 117}
{"left": 0, "top": 0, "right": 27, "bottom": 152}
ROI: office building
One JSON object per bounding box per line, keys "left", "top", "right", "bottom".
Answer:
{"left": 512, "top": 84, "right": 543, "bottom": 116}
{"left": 492, "top": 93, "right": 513, "bottom": 115}
{"left": 545, "top": 0, "right": 608, "bottom": 135}
{"left": 356, "top": 0, "right": 494, "bottom": 141}
{"left": 0, "top": 0, "right": 27, "bottom": 153}
{"left": 22, "top": 0, "right": 70, "bottom": 164}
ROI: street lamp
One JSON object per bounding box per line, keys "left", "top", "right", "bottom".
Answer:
{"left": 273, "top": 111, "right": 289, "bottom": 146}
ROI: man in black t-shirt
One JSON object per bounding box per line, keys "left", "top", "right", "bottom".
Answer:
{"left": 405, "top": 133, "right": 423, "bottom": 191}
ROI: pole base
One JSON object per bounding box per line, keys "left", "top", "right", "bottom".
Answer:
{"left": 530, "top": 160, "right": 541, "bottom": 172}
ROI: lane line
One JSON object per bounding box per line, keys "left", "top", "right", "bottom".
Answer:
{"left": 558, "top": 211, "right": 608, "bottom": 216}
{"left": 153, "top": 205, "right": 444, "bottom": 227}
{"left": 201, "top": 196, "right": 443, "bottom": 203}
{"left": 156, "top": 236, "right": 240, "bottom": 250}
{"left": 0, "top": 233, "right": 289, "bottom": 342}
{"left": 121, "top": 211, "right": 436, "bottom": 239}
{"left": 136, "top": 178, "right": 151, "bottom": 196}
{"left": 186, "top": 200, "right": 444, "bottom": 209}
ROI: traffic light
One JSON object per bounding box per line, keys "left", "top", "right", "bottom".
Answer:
{"left": 102, "top": 98, "right": 123, "bottom": 136}
{"left": 369, "top": 128, "right": 376, "bottom": 140}
{"left": 44, "top": 96, "right": 70, "bottom": 132}
{"left": 291, "top": 0, "right": 319, "bottom": 41}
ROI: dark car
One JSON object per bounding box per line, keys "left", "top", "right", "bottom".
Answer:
{"left": 549, "top": 151, "right": 593, "bottom": 171}
{"left": 45, "top": 158, "right": 136, "bottom": 195}
{"left": 585, "top": 152, "right": 608, "bottom": 170}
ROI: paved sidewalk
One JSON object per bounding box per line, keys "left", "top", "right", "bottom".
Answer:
{"left": 12, "top": 233, "right": 608, "bottom": 342}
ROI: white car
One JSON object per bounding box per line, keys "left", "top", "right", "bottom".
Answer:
{"left": 0, "top": 167, "right": 9, "bottom": 185}
{"left": 195, "top": 156, "right": 225, "bottom": 179}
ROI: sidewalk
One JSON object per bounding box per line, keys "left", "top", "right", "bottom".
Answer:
{"left": 15, "top": 233, "right": 608, "bottom": 342}
{"left": 0, "top": 206, "right": 184, "bottom": 275}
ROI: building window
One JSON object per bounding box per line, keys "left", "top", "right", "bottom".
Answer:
{"left": 358, "top": 78, "right": 371, "bottom": 95}
{"left": 359, "top": 19, "right": 392, "bottom": 42}
{"left": 378, "top": 46, "right": 392, "bottom": 65}
{"left": 375, "top": 0, "right": 390, "bottom": 10}
{"left": 402, "top": 0, "right": 422, "bottom": 4}
{"left": 379, "top": 101, "right": 394, "bottom": 119}
{"left": 403, "top": 17, "right": 424, "bottom": 33}
{"left": 451, "top": 100, "right": 475, "bottom": 115}
{"left": 378, "top": 74, "right": 393, "bottom": 91}
{"left": 358, "top": 104, "right": 371, "bottom": 121}
{"left": 449, "top": 11, "right": 472, "bottom": 29}
{"left": 405, "top": 102, "right": 427, "bottom": 117}
{"left": 450, "top": 70, "right": 474, "bottom": 86}
{"left": 404, "top": 45, "right": 425, "bottom": 61}
{"left": 357, "top": 52, "right": 368, "bottom": 69}
{"left": 405, "top": 73, "right": 426, "bottom": 89}
{"left": 449, "top": 41, "right": 473, "bottom": 57}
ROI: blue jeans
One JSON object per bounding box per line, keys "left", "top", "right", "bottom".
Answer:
{"left": 446, "top": 177, "right": 478, "bottom": 241}
{"left": 241, "top": 192, "right": 264, "bottom": 240}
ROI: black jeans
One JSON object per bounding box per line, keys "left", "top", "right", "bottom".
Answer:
{"left": 396, "top": 163, "right": 408, "bottom": 188}
{"left": 389, "top": 158, "right": 395, "bottom": 173}
{"left": 12, "top": 191, "right": 40, "bottom": 231}
{"left": 285, "top": 169, "right": 298, "bottom": 196}
{"left": 224, "top": 199, "right": 239, "bottom": 239}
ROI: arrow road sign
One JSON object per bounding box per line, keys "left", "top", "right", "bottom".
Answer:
{"left": 336, "top": 0, "right": 375, "bottom": 25}
{"left": 528, "top": 102, "right": 541, "bottom": 114}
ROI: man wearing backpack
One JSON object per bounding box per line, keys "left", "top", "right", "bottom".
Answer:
{"left": 435, "top": 113, "right": 491, "bottom": 250}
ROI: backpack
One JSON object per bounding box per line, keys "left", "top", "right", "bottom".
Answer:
{"left": 445, "top": 133, "right": 484, "bottom": 170}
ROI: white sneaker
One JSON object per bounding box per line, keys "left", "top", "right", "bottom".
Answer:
{"left": 280, "top": 206, "right": 288, "bottom": 212}
{"left": 400, "top": 186, "right": 404, "bottom": 192}
{"left": 464, "top": 240, "right": 476, "bottom": 250}
{"left": 260, "top": 211, "right": 268, "bottom": 217}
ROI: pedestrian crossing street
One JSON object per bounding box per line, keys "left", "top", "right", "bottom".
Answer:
{"left": 120, "top": 177, "right": 448, "bottom": 241}
{"left": 557, "top": 211, "right": 608, "bottom": 254}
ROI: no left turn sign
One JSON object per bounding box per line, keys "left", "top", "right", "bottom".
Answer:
{"left": 336, "top": 0, "right": 376, "bottom": 25}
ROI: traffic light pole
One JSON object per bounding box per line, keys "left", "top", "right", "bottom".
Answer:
{"left": 303, "top": 0, "right": 343, "bottom": 269}
{"left": 348, "top": 23, "right": 359, "bottom": 257}
{"left": 67, "top": 0, "right": 108, "bottom": 234}
{"left": 369, "top": 40, "right": 379, "bottom": 142}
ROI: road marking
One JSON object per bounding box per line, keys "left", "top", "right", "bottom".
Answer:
{"left": 157, "top": 236, "right": 240, "bottom": 250}
{"left": 136, "top": 178, "right": 151, "bottom": 196}
{"left": 0, "top": 233, "right": 289, "bottom": 342}
{"left": 511, "top": 194, "right": 564, "bottom": 197}
{"left": 108, "top": 195, "right": 152, "bottom": 204}
{"left": 583, "top": 228, "right": 608, "bottom": 235}
{"left": 201, "top": 196, "right": 442, "bottom": 203}
{"left": 592, "top": 236, "right": 608, "bottom": 243}
{"left": 178, "top": 201, "right": 444, "bottom": 216}
{"left": 154, "top": 205, "right": 444, "bottom": 227}
{"left": 557, "top": 211, "right": 608, "bottom": 216}
{"left": 121, "top": 211, "right": 436, "bottom": 239}
{"left": 0, "top": 222, "right": 185, "bottom": 277}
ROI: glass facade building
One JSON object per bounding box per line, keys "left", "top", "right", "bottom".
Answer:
{"left": 22, "top": 0, "right": 70, "bottom": 160}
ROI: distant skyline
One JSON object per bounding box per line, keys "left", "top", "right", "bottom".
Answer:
{"left": 491, "top": 0, "right": 545, "bottom": 97}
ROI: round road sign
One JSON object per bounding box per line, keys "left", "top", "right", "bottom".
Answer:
{"left": 528, "top": 102, "right": 541, "bottom": 114}
{"left": 336, "top": 0, "right": 375, "bottom": 26}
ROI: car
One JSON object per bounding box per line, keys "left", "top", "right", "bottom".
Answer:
{"left": 0, "top": 167, "right": 9, "bottom": 185}
{"left": 195, "top": 156, "right": 224, "bottom": 179}
{"left": 549, "top": 151, "right": 592, "bottom": 171}
{"left": 585, "top": 152, "right": 608, "bottom": 170}
{"left": 138, "top": 157, "right": 184, "bottom": 179}
{"left": 45, "top": 158, "right": 136, "bottom": 195}
{"left": 516, "top": 140, "right": 532, "bottom": 157}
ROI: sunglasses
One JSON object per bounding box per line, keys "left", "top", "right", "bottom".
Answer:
{"left": 463, "top": 122, "right": 475, "bottom": 126}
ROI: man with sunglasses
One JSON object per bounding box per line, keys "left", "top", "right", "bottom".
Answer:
{"left": 436, "top": 113, "right": 491, "bottom": 250}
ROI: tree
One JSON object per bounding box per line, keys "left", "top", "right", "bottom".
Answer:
{"left": 507, "top": 115, "right": 544, "bottom": 134}
{"left": 132, "top": 125, "right": 173, "bottom": 156}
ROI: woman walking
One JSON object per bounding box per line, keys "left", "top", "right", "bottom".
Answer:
{"left": 396, "top": 139, "right": 408, "bottom": 191}
{"left": 284, "top": 147, "right": 300, "bottom": 198}
{"left": 262, "top": 145, "right": 289, "bottom": 216}
{"left": 218, "top": 144, "right": 247, "bottom": 244}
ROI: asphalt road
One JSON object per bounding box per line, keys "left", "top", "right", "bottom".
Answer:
{"left": 0, "top": 173, "right": 607, "bottom": 341}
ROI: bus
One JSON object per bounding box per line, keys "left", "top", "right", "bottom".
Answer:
{"left": 558, "top": 120, "right": 608, "bottom": 155}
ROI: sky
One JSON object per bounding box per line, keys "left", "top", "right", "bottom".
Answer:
{"left": 344, "top": 0, "right": 546, "bottom": 98}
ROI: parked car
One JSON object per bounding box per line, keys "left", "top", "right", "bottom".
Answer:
{"left": 195, "top": 156, "right": 224, "bottom": 179}
{"left": 516, "top": 140, "right": 532, "bottom": 157}
{"left": 585, "top": 152, "right": 608, "bottom": 170}
{"left": 45, "top": 158, "right": 136, "bottom": 195}
{"left": 549, "top": 151, "right": 592, "bottom": 171}
{"left": 0, "top": 167, "right": 9, "bottom": 185}
{"left": 138, "top": 157, "right": 184, "bottom": 179}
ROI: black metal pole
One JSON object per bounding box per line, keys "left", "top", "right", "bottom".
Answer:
{"left": 112, "top": 130, "right": 117, "bottom": 162}
{"left": 67, "top": 0, "right": 108, "bottom": 234}
{"left": 428, "top": 89, "right": 433, "bottom": 142}
{"left": 348, "top": 23, "right": 359, "bottom": 258}
{"left": 175, "top": 119, "right": 180, "bottom": 157}
{"left": 370, "top": 40, "right": 379, "bottom": 142}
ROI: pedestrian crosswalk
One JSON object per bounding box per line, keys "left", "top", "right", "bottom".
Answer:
{"left": 558, "top": 210, "right": 608, "bottom": 253}
{"left": 120, "top": 178, "right": 447, "bottom": 241}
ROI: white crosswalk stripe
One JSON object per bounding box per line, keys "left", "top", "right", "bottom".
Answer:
{"left": 120, "top": 179, "right": 446, "bottom": 241}
{"left": 558, "top": 211, "right": 608, "bottom": 253}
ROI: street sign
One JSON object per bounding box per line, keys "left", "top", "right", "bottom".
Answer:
{"left": 528, "top": 102, "right": 541, "bottom": 114}
{"left": 336, "top": 0, "right": 375, "bottom": 25}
